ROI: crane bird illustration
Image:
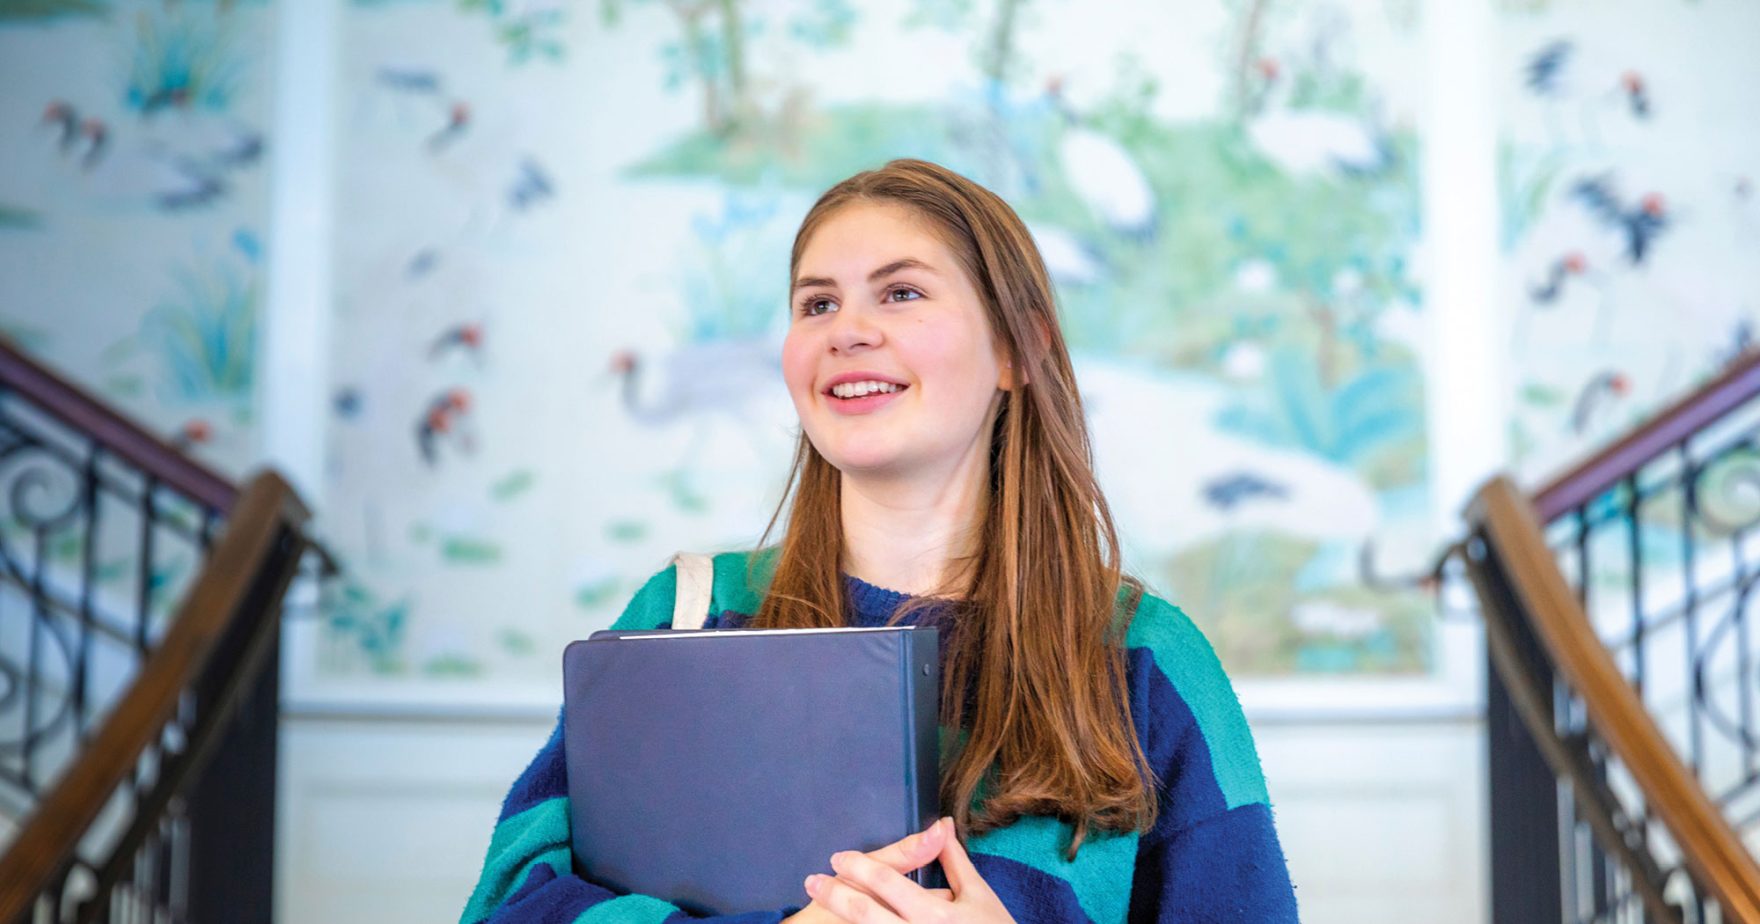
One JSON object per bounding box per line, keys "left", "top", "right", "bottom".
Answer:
{"left": 608, "top": 340, "right": 782, "bottom": 428}
{"left": 170, "top": 419, "right": 214, "bottom": 453}
{"left": 416, "top": 388, "right": 473, "bottom": 466}
{"left": 72, "top": 116, "right": 226, "bottom": 209}
{"left": 41, "top": 100, "right": 80, "bottom": 153}
{"left": 1570, "top": 370, "right": 1630, "bottom": 435}
{"left": 1521, "top": 39, "right": 1652, "bottom": 143}
{"left": 1619, "top": 71, "right": 1651, "bottom": 120}
{"left": 608, "top": 340, "right": 786, "bottom": 510}
{"left": 1521, "top": 250, "right": 1616, "bottom": 345}
{"left": 1025, "top": 221, "right": 1104, "bottom": 286}
{"left": 429, "top": 322, "right": 484, "bottom": 362}
{"left": 1529, "top": 252, "right": 1590, "bottom": 304}
{"left": 427, "top": 101, "right": 472, "bottom": 153}
{"left": 1045, "top": 77, "right": 1157, "bottom": 239}
{"left": 1243, "top": 56, "right": 1395, "bottom": 181}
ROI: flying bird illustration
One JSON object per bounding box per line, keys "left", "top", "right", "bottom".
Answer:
{"left": 1524, "top": 40, "right": 1573, "bottom": 98}
{"left": 1570, "top": 175, "right": 1670, "bottom": 264}
{"left": 333, "top": 387, "right": 363, "bottom": 420}
{"left": 406, "top": 248, "right": 440, "bottom": 279}
{"left": 376, "top": 66, "right": 442, "bottom": 94}
{"left": 507, "top": 158, "right": 554, "bottom": 211}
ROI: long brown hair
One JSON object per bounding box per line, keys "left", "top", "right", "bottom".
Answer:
{"left": 748, "top": 158, "right": 1155, "bottom": 859}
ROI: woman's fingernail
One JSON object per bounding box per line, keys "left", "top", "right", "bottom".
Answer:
{"left": 805, "top": 874, "right": 822, "bottom": 894}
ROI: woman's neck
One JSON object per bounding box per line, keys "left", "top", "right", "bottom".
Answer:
{"left": 839, "top": 456, "right": 988, "bottom": 598}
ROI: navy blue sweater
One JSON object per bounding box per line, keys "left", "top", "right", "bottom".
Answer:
{"left": 461, "top": 552, "right": 1299, "bottom": 922}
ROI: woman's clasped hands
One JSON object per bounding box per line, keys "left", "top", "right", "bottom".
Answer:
{"left": 784, "top": 817, "right": 1017, "bottom": 924}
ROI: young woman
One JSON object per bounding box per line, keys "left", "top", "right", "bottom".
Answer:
{"left": 461, "top": 159, "right": 1298, "bottom": 923}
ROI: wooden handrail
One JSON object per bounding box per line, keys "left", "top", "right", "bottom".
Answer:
{"left": 0, "top": 337, "right": 236, "bottom": 512}
{"left": 1532, "top": 350, "right": 1760, "bottom": 522}
{"left": 1468, "top": 476, "right": 1760, "bottom": 921}
{"left": 0, "top": 470, "right": 308, "bottom": 922}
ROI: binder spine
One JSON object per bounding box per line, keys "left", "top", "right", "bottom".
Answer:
{"left": 905, "top": 627, "right": 946, "bottom": 890}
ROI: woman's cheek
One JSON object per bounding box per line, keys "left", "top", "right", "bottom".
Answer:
{"left": 779, "top": 339, "right": 815, "bottom": 406}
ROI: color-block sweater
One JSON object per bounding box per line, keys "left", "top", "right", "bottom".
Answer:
{"left": 461, "top": 552, "right": 1299, "bottom": 923}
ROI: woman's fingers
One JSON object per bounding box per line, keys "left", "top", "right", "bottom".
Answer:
{"left": 805, "top": 873, "right": 906, "bottom": 924}
{"left": 825, "top": 847, "right": 947, "bottom": 922}
{"left": 862, "top": 818, "right": 945, "bottom": 873}
{"left": 935, "top": 817, "right": 997, "bottom": 902}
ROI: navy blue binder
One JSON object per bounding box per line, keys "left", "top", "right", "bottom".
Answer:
{"left": 562, "top": 625, "right": 943, "bottom": 916}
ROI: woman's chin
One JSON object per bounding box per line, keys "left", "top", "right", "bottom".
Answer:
{"left": 823, "top": 447, "right": 909, "bottom": 478}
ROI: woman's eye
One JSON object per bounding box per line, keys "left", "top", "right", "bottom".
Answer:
{"left": 887, "top": 287, "right": 922, "bottom": 303}
{"left": 801, "top": 297, "right": 836, "bottom": 317}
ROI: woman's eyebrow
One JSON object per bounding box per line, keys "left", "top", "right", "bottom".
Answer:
{"left": 792, "top": 257, "right": 938, "bottom": 291}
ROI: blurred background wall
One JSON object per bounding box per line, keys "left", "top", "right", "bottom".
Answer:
{"left": 1, "top": 0, "right": 1756, "bottom": 920}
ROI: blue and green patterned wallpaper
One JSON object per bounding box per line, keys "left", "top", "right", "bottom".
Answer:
{"left": 318, "top": 0, "right": 1436, "bottom": 691}
{"left": 13, "top": 0, "right": 1753, "bottom": 700}
{"left": 1499, "top": 0, "right": 1760, "bottom": 479}
{"left": 0, "top": 0, "right": 276, "bottom": 476}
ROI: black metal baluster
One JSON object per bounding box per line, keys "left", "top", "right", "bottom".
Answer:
{"left": 1734, "top": 522, "right": 1757, "bottom": 780}
{"left": 137, "top": 476, "right": 157, "bottom": 652}
{"left": 1679, "top": 443, "right": 1704, "bottom": 775}
{"left": 1628, "top": 475, "right": 1647, "bottom": 698}
{"left": 1579, "top": 505, "right": 1616, "bottom": 921}
{"left": 75, "top": 446, "right": 101, "bottom": 744}
{"left": 24, "top": 523, "right": 46, "bottom": 795}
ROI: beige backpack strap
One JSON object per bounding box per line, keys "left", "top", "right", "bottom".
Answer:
{"left": 670, "top": 552, "right": 714, "bottom": 631}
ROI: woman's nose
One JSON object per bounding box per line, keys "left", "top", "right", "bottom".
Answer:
{"left": 828, "top": 303, "right": 882, "bottom": 354}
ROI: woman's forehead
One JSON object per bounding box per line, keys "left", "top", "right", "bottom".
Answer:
{"left": 797, "top": 203, "right": 954, "bottom": 279}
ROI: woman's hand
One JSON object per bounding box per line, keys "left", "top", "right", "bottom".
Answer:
{"left": 802, "top": 817, "right": 1016, "bottom": 923}
{"left": 780, "top": 821, "right": 951, "bottom": 923}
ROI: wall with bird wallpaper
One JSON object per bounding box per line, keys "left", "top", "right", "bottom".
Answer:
{"left": 318, "top": 0, "right": 1439, "bottom": 697}
{"left": 0, "top": 0, "right": 275, "bottom": 475}
{"left": 1499, "top": 0, "right": 1760, "bottom": 480}
{"left": 6, "top": 0, "right": 1756, "bottom": 705}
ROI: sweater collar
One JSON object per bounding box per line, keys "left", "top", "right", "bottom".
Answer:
{"left": 841, "top": 571, "right": 917, "bottom": 627}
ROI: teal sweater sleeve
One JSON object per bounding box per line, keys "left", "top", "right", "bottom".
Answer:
{"left": 457, "top": 563, "right": 799, "bottom": 924}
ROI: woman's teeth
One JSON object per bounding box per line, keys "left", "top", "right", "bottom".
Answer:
{"left": 831, "top": 381, "right": 903, "bottom": 399}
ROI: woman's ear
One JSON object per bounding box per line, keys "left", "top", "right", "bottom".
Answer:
{"left": 1000, "top": 356, "right": 1027, "bottom": 389}
{"left": 1000, "top": 317, "right": 1050, "bottom": 390}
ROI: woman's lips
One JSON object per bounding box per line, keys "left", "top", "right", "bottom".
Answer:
{"left": 826, "top": 387, "right": 907, "bottom": 415}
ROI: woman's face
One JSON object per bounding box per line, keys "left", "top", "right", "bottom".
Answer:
{"left": 783, "top": 202, "right": 1013, "bottom": 482}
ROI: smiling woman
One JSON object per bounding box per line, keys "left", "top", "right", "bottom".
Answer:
{"left": 460, "top": 160, "right": 1299, "bottom": 924}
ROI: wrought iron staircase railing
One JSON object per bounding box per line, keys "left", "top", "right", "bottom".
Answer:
{"left": 1460, "top": 351, "right": 1760, "bottom": 923}
{"left": 0, "top": 338, "right": 322, "bottom": 924}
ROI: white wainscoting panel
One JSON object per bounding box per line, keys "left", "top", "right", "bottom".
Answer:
{"left": 276, "top": 715, "right": 1487, "bottom": 923}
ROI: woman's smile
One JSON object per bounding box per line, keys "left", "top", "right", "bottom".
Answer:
{"left": 823, "top": 371, "right": 911, "bottom": 415}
